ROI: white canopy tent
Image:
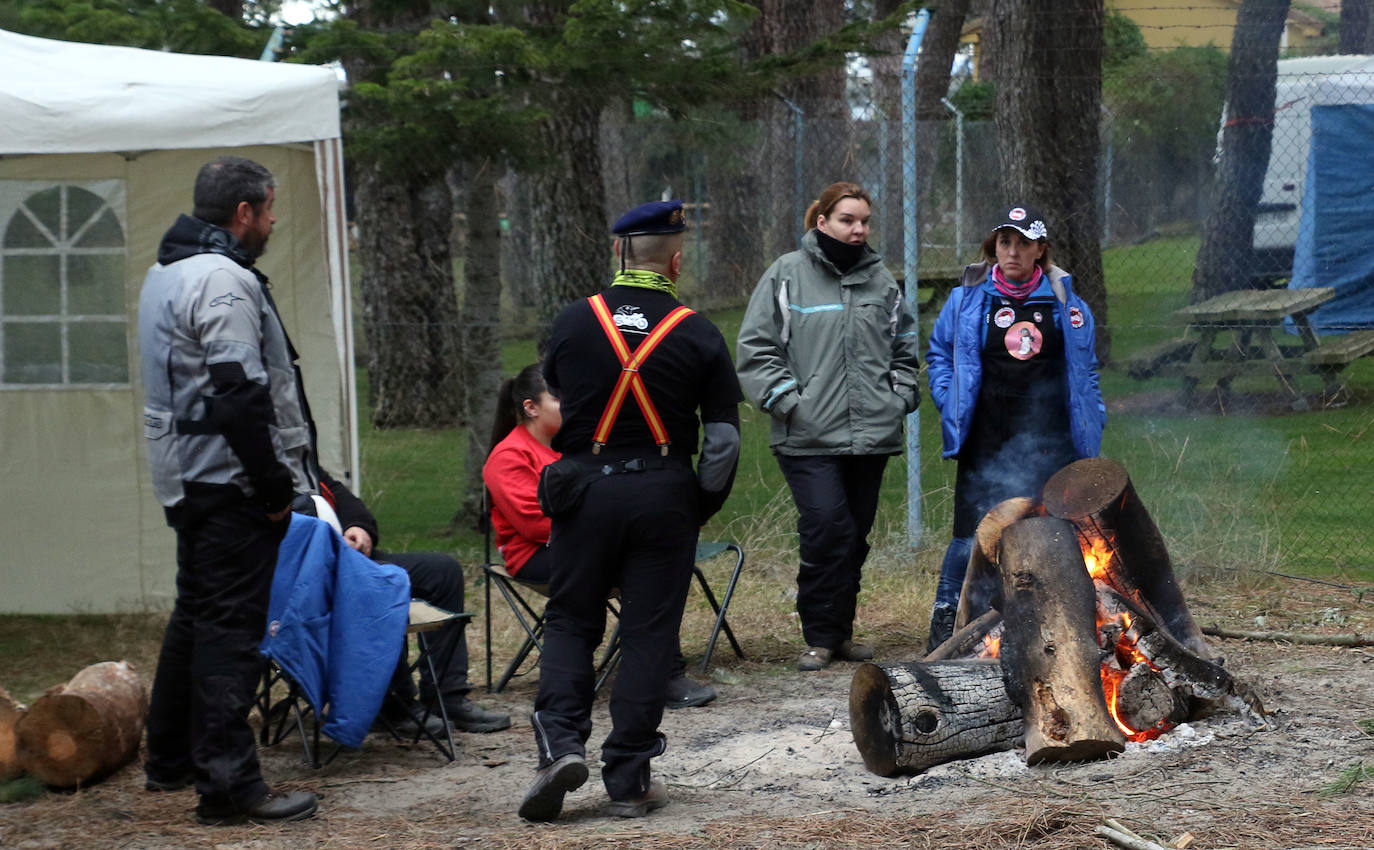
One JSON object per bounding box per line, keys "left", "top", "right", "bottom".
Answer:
{"left": 0, "top": 29, "right": 358, "bottom": 613}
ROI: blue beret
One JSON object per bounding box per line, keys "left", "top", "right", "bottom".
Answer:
{"left": 613, "top": 200, "right": 687, "bottom": 236}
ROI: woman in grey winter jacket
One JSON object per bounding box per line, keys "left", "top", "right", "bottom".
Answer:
{"left": 736, "top": 181, "right": 921, "bottom": 672}
{"left": 923, "top": 204, "right": 1105, "bottom": 653}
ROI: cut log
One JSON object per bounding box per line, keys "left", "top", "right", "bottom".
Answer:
{"left": 1041, "top": 457, "right": 1215, "bottom": 660}
{"left": 850, "top": 659, "right": 1023, "bottom": 776}
{"left": 926, "top": 610, "right": 1003, "bottom": 662}
{"left": 15, "top": 662, "right": 149, "bottom": 787}
{"left": 954, "top": 497, "right": 1039, "bottom": 631}
{"left": 1110, "top": 663, "right": 1185, "bottom": 734}
{"left": 0, "top": 687, "right": 25, "bottom": 781}
{"left": 997, "top": 516, "right": 1126, "bottom": 762}
{"left": 1097, "top": 586, "right": 1268, "bottom": 727}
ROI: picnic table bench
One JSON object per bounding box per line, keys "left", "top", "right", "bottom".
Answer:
{"left": 1126, "top": 287, "right": 1374, "bottom": 406}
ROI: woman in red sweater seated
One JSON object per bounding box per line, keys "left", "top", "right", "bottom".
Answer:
{"left": 482, "top": 363, "right": 717, "bottom": 709}
{"left": 483, "top": 363, "right": 561, "bottom": 584}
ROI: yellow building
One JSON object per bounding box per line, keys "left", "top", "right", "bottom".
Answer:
{"left": 958, "top": 1, "right": 1336, "bottom": 76}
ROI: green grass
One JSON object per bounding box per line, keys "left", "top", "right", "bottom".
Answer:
{"left": 1320, "top": 762, "right": 1373, "bottom": 796}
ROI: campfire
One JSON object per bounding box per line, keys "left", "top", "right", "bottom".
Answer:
{"left": 850, "top": 457, "right": 1268, "bottom": 776}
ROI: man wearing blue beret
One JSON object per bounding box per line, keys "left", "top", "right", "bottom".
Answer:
{"left": 518, "top": 201, "right": 743, "bottom": 821}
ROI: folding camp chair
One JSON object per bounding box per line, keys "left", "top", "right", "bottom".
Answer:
{"left": 480, "top": 560, "right": 622, "bottom": 694}
{"left": 483, "top": 533, "right": 747, "bottom": 692}
{"left": 690, "top": 541, "right": 746, "bottom": 672}
{"left": 257, "top": 601, "right": 472, "bottom": 766}
{"left": 593, "top": 540, "right": 747, "bottom": 685}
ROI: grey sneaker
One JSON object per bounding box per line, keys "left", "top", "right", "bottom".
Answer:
{"left": 517, "top": 753, "right": 588, "bottom": 822}
{"left": 797, "top": 646, "right": 832, "bottom": 672}
{"left": 606, "top": 777, "right": 669, "bottom": 818}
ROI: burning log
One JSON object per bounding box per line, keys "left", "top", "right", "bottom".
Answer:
{"left": 953, "top": 497, "right": 1039, "bottom": 632}
{"left": 1097, "top": 586, "right": 1268, "bottom": 727}
{"left": 1108, "top": 663, "right": 1185, "bottom": 735}
{"left": 849, "top": 659, "right": 1022, "bottom": 776}
{"left": 14, "top": 661, "right": 148, "bottom": 787}
{"left": 997, "top": 516, "right": 1125, "bottom": 762}
{"left": 1041, "top": 457, "right": 1214, "bottom": 660}
{"left": 924, "top": 610, "right": 1002, "bottom": 662}
{"left": 0, "top": 687, "right": 24, "bottom": 781}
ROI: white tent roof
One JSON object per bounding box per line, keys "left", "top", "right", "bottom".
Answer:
{"left": 0, "top": 28, "right": 341, "bottom": 154}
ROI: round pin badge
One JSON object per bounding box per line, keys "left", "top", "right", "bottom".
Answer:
{"left": 994, "top": 307, "right": 1015, "bottom": 329}
{"left": 1069, "top": 307, "right": 1084, "bottom": 329}
{"left": 1004, "top": 322, "right": 1042, "bottom": 360}
{"left": 1033, "top": 311, "right": 1043, "bottom": 323}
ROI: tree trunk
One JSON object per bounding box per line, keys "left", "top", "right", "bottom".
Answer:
{"left": 707, "top": 0, "right": 810, "bottom": 305}
{"left": 997, "top": 517, "right": 1125, "bottom": 763}
{"left": 353, "top": 168, "right": 464, "bottom": 428}
{"left": 457, "top": 160, "right": 503, "bottom": 525}
{"left": 1339, "top": 0, "right": 1374, "bottom": 55}
{"left": 868, "top": 0, "right": 908, "bottom": 262}
{"left": 528, "top": 93, "right": 610, "bottom": 329}
{"left": 1191, "top": 0, "right": 1291, "bottom": 302}
{"left": 1040, "top": 457, "right": 1214, "bottom": 660}
{"left": 988, "top": 0, "right": 1110, "bottom": 363}
{"left": 783, "top": 1, "right": 849, "bottom": 178}
{"left": 501, "top": 170, "right": 539, "bottom": 331}
{"left": 15, "top": 662, "right": 148, "bottom": 787}
{"left": 1, "top": 687, "right": 24, "bottom": 781}
{"left": 849, "top": 659, "right": 1022, "bottom": 776}
{"left": 342, "top": 0, "right": 464, "bottom": 429}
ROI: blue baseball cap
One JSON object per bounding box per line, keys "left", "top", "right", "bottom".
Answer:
{"left": 612, "top": 200, "right": 687, "bottom": 236}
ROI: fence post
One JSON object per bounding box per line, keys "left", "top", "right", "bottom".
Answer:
{"left": 940, "top": 96, "right": 965, "bottom": 266}
{"left": 902, "top": 9, "right": 930, "bottom": 550}
{"left": 780, "top": 95, "right": 805, "bottom": 242}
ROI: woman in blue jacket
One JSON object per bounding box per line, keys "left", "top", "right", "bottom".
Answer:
{"left": 925, "top": 204, "right": 1106, "bottom": 652}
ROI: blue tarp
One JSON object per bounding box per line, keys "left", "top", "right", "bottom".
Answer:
{"left": 1288, "top": 104, "right": 1374, "bottom": 332}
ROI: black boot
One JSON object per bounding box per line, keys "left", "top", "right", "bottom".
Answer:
{"left": 926, "top": 606, "right": 956, "bottom": 655}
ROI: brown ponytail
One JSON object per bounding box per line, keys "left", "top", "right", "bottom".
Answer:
{"left": 487, "top": 363, "right": 548, "bottom": 457}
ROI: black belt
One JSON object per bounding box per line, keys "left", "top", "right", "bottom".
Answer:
{"left": 594, "top": 456, "right": 689, "bottom": 476}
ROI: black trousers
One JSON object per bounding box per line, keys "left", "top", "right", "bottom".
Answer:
{"left": 377, "top": 550, "right": 470, "bottom": 706}
{"left": 776, "top": 453, "right": 889, "bottom": 650}
{"left": 144, "top": 501, "right": 286, "bottom": 807}
{"left": 530, "top": 465, "right": 698, "bottom": 802}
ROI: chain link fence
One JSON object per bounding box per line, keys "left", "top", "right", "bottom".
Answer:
{"left": 357, "top": 43, "right": 1374, "bottom": 575}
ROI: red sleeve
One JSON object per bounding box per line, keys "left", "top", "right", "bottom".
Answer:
{"left": 483, "top": 442, "right": 552, "bottom": 545}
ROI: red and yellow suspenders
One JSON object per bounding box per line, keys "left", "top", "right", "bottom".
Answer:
{"left": 587, "top": 293, "right": 694, "bottom": 456}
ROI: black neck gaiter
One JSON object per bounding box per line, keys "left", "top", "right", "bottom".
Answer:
{"left": 814, "top": 228, "right": 866, "bottom": 274}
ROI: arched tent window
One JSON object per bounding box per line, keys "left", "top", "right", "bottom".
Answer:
{"left": 1, "top": 181, "right": 128, "bottom": 386}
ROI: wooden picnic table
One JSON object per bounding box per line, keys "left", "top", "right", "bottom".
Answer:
{"left": 1126, "top": 287, "right": 1374, "bottom": 407}
{"left": 891, "top": 269, "right": 964, "bottom": 310}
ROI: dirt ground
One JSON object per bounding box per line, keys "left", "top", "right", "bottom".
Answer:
{"left": 3, "top": 621, "right": 1372, "bottom": 850}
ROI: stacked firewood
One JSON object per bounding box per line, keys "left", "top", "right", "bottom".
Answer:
{"left": 850, "top": 457, "right": 1268, "bottom": 776}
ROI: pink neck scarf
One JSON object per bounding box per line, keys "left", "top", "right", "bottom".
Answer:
{"left": 991, "top": 263, "right": 1043, "bottom": 301}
